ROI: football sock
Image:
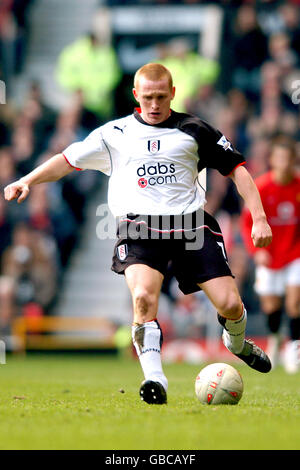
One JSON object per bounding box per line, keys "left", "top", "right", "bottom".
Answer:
{"left": 266, "top": 309, "right": 282, "bottom": 334}
{"left": 218, "top": 305, "right": 247, "bottom": 354}
{"left": 289, "top": 317, "right": 300, "bottom": 341}
{"left": 132, "top": 320, "right": 168, "bottom": 391}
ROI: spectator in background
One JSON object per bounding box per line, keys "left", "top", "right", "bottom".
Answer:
{"left": 186, "top": 83, "right": 226, "bottom": 129}
{"left": 0, "top": 0, "right": 33, "bottom": 95}
{"left": 0, "top": 0, "right": 17, "bottom": 95}
{"left": 11, "top": 120, "right": 35, "bottom": 175}
{"left": 0, "top": 101, "right": 14, "bottom": 146}
{"left": 267, "top": 31, "right": 300, "bottom": 112}
{"left": 26, "top": 183, "right": 78, "bottom": 268}
{"left": 0, "top": 195, "right": 12, "bottom": 260}
{"left": 226, "top": 88, "right": 251, "bottom": 154}
{"left": 246, "top": 59, "right": 299, "bottom": 146}
{"left": 0, "top": 222, "right": 58, "bottom": 337}
{"left": 232, "top": 4, "right": 269, "bottom": 101}
{"left": 23, "top": 81, "right": 57, "bottom": 156}
{"left": 56, "top": 32, "right": 121, "bottom": 131}
{"left": 241, "top": 136, "right": 300, "bottom": 373}
{"left": 0, "top": 146, "right": 16, "bottom": 188}
{"left": 278, "top": 3, "right": 300, "bottom": 60}
{"left": 9, "top": 81, "right": 57, "bottom": 175}
{"left": 246, "top": 137, "right": 271, "bottom": 179}
{"left": 11, "top": 0, "right": 34, "bottom": 75}
{"left": 158, "top": 37, "right": 220, "bottom": 113}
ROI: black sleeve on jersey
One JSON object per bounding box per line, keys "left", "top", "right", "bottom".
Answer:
{"left": 175, "top": 113, "right": 246, "bottom": 176}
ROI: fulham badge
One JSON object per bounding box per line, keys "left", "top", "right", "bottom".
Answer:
{"left": 117, "top": 244, "right": 128, "bottom": 261}
{"left": 148, "top": 140, "right": 160, "bottom": 154}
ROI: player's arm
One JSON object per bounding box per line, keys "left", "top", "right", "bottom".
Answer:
{"left": 229, "top": 165, "right": 272, "bottom": 248}
{"left": 4, "top": 153, "right": 74, "bottom": 203}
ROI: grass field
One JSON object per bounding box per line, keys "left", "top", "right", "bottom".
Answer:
{"left": 0, "top": 353, "right": 299, "bottom": 450}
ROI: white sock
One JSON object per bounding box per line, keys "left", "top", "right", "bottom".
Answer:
{"left": 132, "top": 320, "right": 168, "bottom": 391}
{"left": 221, "top": 305, "right": 247, "bottom": 354}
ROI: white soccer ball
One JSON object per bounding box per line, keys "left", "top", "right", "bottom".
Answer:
{"left": 195, "top": 362, "right": 243, "bottom": 405}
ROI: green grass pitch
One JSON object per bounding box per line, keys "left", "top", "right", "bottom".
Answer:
{"left": 0, "top": 353, "right": 299, "bottom": 450}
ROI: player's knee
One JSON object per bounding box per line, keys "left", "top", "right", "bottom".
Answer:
{"left": 260, "top": 297, "right": 282, "bottom": 315}
{"left": 217, "top": 293, "right": 242, "bottom": 320}
{"left": 285, "top": 299, "right": 300, "bottom": 318}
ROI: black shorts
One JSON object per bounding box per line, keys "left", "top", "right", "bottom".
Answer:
{"left": 111, "top": 211, "right": 234, "bottom": 295}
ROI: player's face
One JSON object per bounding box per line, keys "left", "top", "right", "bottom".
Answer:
{"left": 133, "top": 76, "right": 175, "bottom": 125}
{"left": 270, "top": 146, "right": 295, "bottom": 174}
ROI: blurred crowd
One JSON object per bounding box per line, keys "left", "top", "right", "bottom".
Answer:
{"left": 0, "top": 0, "right": 300, "bottom": 341}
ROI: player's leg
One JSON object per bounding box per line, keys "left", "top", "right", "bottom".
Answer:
{"left": 125, "top": 263, "right": 168, "bottom": 403}
{"left": 259, "top": 295, "right": 283, "bottom": 368}
{"left": 198, "top": 276, "right": 271, "bottom": 372}
{"left": 198, "top": 276, "right": 245, "bottom": 351}
{"left": 283, "top": 284, "right": 300, "bottom": 373}
{"left": 172, "top": 212, "right": 270, "bottom": 372}
{"left": 254, "top": 265, "right": 285, "bottom": 368}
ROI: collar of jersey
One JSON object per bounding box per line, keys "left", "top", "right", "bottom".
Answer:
{"left": 133, "top": 108, "right": 175, "bottom": 127}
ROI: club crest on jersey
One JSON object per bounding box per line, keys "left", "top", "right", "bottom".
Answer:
{"left": 217, "top": 135, "right": 233, "bottom": 151}
{"left": 148, "top": 139, "right": 160, "bottom": 154}
{"left": 117, "top": 244, "right": 128, "bottom": 261}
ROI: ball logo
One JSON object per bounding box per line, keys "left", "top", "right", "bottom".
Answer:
{"left": 148, "top": 139, "right": 160, "bottom": 154}
{"left": 138, "top": 178, "right": 148, "bottom": 188}
{"left": 207, "top": 393, "right": 213, "bottom": 404}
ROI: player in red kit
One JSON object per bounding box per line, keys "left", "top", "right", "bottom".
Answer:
{"left": 242, "top": 136, "right": 300, "bottom": 373}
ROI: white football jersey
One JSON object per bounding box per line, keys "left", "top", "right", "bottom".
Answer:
{"left": 63, "top": 109, "right": 245, "bottom": 217}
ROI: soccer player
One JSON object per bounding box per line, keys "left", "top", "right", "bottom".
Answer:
{"left": 242, "top": 136, "right": 300, "bottom": 373}
{"left": 4, "top": 63, "right": 272, "bottom": 404}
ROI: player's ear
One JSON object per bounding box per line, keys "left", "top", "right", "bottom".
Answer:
{"left": 132, "top": 88, "right": 139, "bottom": 102}
{"left": 171, "top": 86, "right": 175, "bottom": 100}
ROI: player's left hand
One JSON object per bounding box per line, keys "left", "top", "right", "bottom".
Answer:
{"left": 251, "top": 220, "right": 272, "bottom": 248}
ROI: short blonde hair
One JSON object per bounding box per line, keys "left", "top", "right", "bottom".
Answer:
{"left": 134, "top": 63, "right": 173, "bottom": 90}
{"left": 271, "top": 135, "right": 297, "bottom": 159}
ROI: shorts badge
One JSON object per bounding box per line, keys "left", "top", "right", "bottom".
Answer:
{"left": 117, "top": 244, "right": 128, "bottom": 261}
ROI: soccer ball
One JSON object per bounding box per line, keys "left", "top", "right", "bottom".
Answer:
{"left": 195, "top": 363, "right": 243, "bottom": 405}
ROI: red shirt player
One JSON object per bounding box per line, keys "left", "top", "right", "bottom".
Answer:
{"left": 241, "top": 135, "right": 300, "bottom": 373}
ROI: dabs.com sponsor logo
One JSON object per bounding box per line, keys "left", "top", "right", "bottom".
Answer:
{"left": 137, "top": 163, "right": 176, "bottom": 188}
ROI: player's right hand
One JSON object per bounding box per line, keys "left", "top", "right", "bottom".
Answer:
{"left": 4, "top": 181, "right": 30, "bottom": 203}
